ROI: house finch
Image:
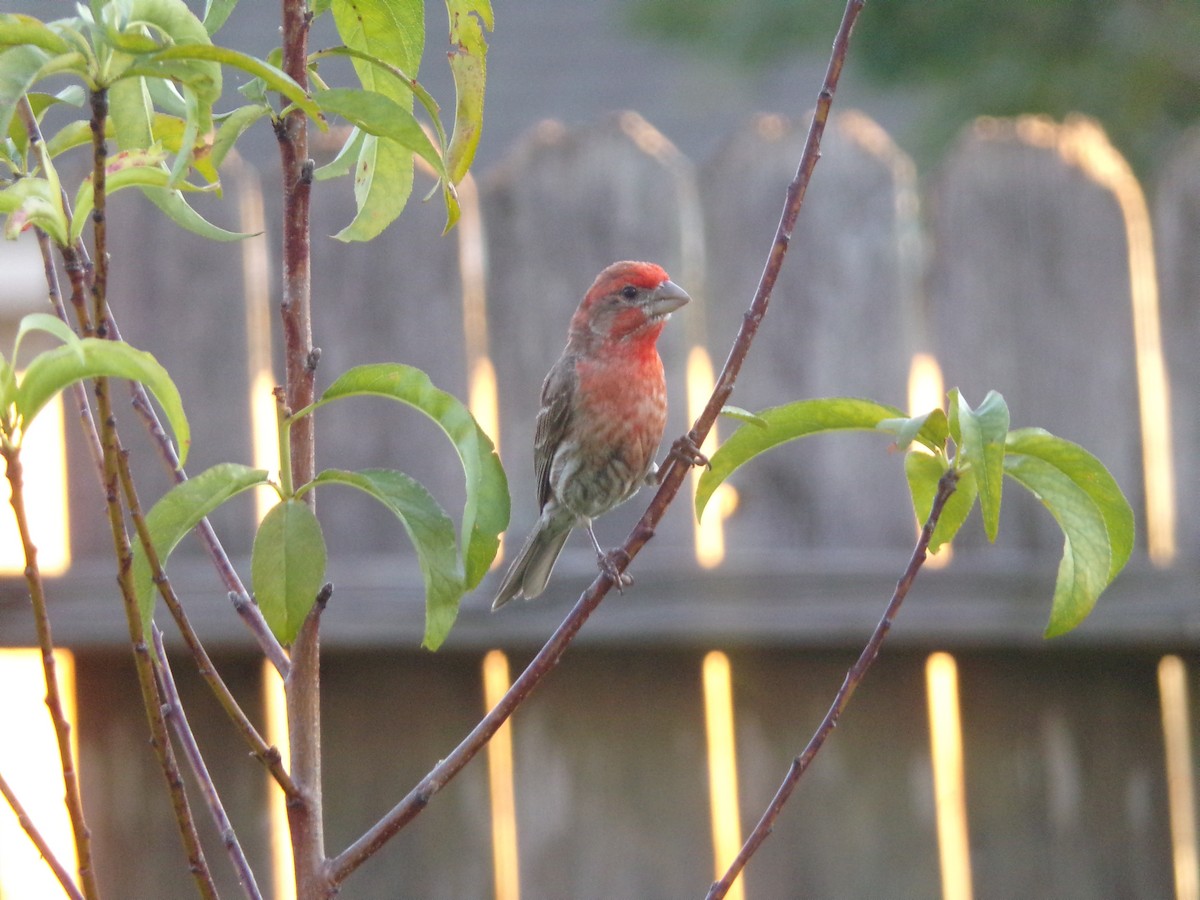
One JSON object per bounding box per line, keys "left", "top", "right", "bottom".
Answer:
{"left": 492, "top": 261, "right": 690, "bottom": 609}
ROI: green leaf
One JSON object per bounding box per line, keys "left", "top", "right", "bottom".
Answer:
{"left": 121, "top": 0, "right": 213, "bottom": 47}
{"left": 313, "top": 125, "right": 365, "bottom": 182}
{"left": 331, "top": 0, "right": 424, "bottom": 87}
{"left": 164, "top": 82, "right": 201, "bottom": 187}
{"left": 309, "top": 363, "right": 509, "bottom": 588}
{"left": 210, "top": 103, "right": 268, "bottom": 169}
{"left": 309, "top": 46, "right": 443, "bottom": 130}
{"left": 878, "top": 407, "right": 949, "bottom": 453}
{"left": 70, "top": 146, "right": 186, "bottom": 241}
{"left": 150, "top": 44, "right": 320, "bottom": 121}
{"left": 144, "top": 186, "right": 251, "bottom": 241}
{"left": 1004, "top": 453, "right": 1113, "bottom": 638}
{"left": 202, "top": 0, "right": 238, "bottom": 36}
{"left": 1006, "top": 428, "right": 1134, "bottom": 581}
{"left": 108, "top": 75, "right": 154, "bottom": 150}
{"left": 16, "top": 338, "right": 189, "bottom": 465}
{"left": 110, "top": 1, "right": 221, "bottom": 130}
{"left": 0, "top": 44, "right": 52, "bottom": 145}
{"left": 44, "top": 119, "right": 96, "bottom": 159}
{"left": 904, "top": 451, "right": 978, "bottom": 554}
{"left": 444, "top": 0, "right": 491, "bottom": 183}
{"left": 720, "top": 405, "right": 768, "bottom": 428}
{"left": 131, "top": 463, "right": 270, "bottom": 629}
{"left": 954, "top": 389, "right": 1008, "bottom": 542}
{"left": 253, "top": 499, "right": 328, "bottom": 645}
{"left": 0, "top": 176, "right": 68, "bottom": 246}
{"left": 328, "top": 0, "right": 430, "bottom": 236}
{"left": 107, "top": 76, "right": 246, "bottom": 239}
{"left": 0, "top": 352, "right": 15, "bottom": 417}
{"left": 331, "top": 131, "right": 414, "bottom": 242}
{"left": 310, "top": 468, "right": 463, "bottom": 650}
{"left": 316, "top": 87, "right": 443, "bottom": 177}
{"left": 696, "top": 397, "right": 903, "bottom": 521}
{"left": 12, "top": 313, "right": 82, "bottom": 367}
{"left": 0, "top": 15, "right": 71, "bottom": 54}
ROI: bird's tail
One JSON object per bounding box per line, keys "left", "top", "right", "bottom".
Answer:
{"left": 491, "top": 515, "right": 573, "bottom": 610}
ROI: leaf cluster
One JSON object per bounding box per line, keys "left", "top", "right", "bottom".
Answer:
{"left": 0, "top": 0, "right": 492, "bottom": 243}
{"left": 0, "top": 312, "right": 187, "bottom": 462}
{"left": 132, "top": 363, "right": 509, "bottom": 650}
{"left": 696, "top": 391, "right": 1134, "bottom": 637}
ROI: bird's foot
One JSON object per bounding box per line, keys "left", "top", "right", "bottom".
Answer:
{"left": 653, "top": 433, "right": 710, "bottom": 484}
{"left": 597, "top": 548, "right": 634, "bottom": 593}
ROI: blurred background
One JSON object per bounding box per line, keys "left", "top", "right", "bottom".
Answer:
{"left": 1, "top": 1, "right": 1199, "bottom": 897}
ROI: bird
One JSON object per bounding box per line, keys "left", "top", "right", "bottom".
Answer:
{"left": 491, "top": 260, "right": 690, "bottom": 610}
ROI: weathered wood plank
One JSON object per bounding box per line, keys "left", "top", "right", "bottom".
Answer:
{"left": 727, "top": 650, "right": 941, "bottom": 897}
{"left": 1154, "top": 127, "right": 1200, "bottom": 559}
{"left": 75, "top": 650, "right": 269, "bottom": 897}
{"left": 699, "top": 111, "right": 923, "bottom": 553}
{"left": 509, "top": 648, "right": 713, "bottom": 897}
{"left": 928, "top": 117, "right": 1145, "bottom": 555}
{"left": 957, "top": 651, "right": 1174, "bottom": 899}
{"left": 321, "top": 650, "right": 493, "bottom": 898}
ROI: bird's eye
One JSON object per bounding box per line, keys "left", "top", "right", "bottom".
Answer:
{"left": 621, "top": 285, "right": 639, "bottom": 300}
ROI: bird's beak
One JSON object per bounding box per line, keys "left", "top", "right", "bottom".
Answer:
{"left": 646, "top": 279, "right": 690, "bottom": 318}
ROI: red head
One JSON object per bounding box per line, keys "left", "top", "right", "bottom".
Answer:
{"left": 568, "top": 261, "right": 690, "bottom": 349}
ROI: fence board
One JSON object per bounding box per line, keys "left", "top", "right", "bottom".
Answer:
{"left": 3, "top": 106, "right": 1192, "bottom": 900}
{"left": 1154, "top": 128, "right": 1200, "bottom": 559}
{"left": 957, "top": 650, "right": 1173, "bottom": 899}
{"left": 728, "top": 649, "right": 941, "bottom": 897}
{"left": 479, "top": 113, "right": 702, "bottom": 586}
{"left": 509, "top": 648, "right": 713, "bottom": 898}
{"left": 76, "top": 650, "right": 268, "bottom": 897}
{"left": 321, "top": 650, "right": 493, "bottom": 898}
{"left": 309, "top": 165, "right": 473, "bottom": 560}
{"left": 927, "top": 118, "right": 1145, "bottom": 555}
{"left": 699, "top": 111, "right": 922, "bottom": 555}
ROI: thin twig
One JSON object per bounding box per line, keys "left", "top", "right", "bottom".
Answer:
{"left": 153, "top": 627, "right": 266, "bottom": 900}
{"left": 17, "top": 100, "right": 106, "bottom": 485}
{"left": 89, "top": 85, "right": 218, "bottom": 900}
{"left": 127, "top": 386, "right": 290, "bottom": 675}
{"left": 116, "top": 414, "right": 298, "bottom": 798}
{"left": 706, "top": 467, "right": 959, "bottom": 899}
{"left": 330, "top": 0, "right": 865, "bottom": 885}
{"left": 0, "top": 445, "right": 99, "bottom": 900}
{"left": 0, "top": 767, "right": 85, "bottom": 900}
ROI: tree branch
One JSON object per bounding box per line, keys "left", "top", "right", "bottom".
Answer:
{"left": 0, "top": 445, "right": 99, "bottom": 900}
{"left": 117, "top": 414, "right": 299, "bottom": 798}
{"left": 153, "top": 627, "right": 265, "bottom": 900}
{"left": 0, "top": 767, "right": 85, "bottom": 900}
{"left": 89, "top": 85, "right": 217, "bottom": 900}
{"left": 276, "top": 2, "right": 328, "bottom": 896}
{"left": 706, "top": 467, "right": 959, "bottom": 899}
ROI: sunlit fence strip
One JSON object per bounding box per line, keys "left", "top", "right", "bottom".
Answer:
{"left": 482, "top": 650, "right": 521, "bottom": 900}
{"left": 926, "top": 652, "right": 973, "bottom": 900}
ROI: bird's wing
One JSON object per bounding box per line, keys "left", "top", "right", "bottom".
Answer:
{"left": 533, "top": 356, "right": 577, "bottom": 511}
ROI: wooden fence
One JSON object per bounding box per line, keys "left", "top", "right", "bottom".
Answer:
{"left": 1, "top": 109, "right": 1199, "bottom": 898}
